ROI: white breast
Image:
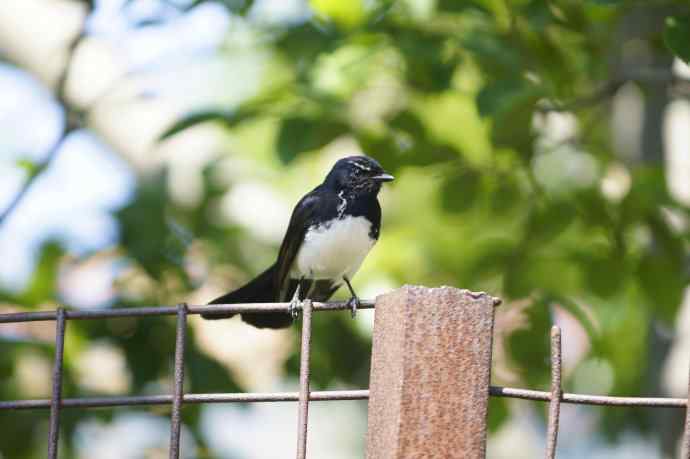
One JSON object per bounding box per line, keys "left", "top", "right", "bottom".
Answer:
{"left": 290, "top": 216, "right": 376, "bottom": 280}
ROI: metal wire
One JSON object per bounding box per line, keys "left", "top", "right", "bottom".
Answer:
{"left": 0, "top": 301, "right": 374, "bottom": 458}
{"left": 169, "top": 304, "right": 188, "bottom": 459}
{"left": 47, "top": 307, "right": 66, "bottom": 459}
{"left": 683, "top": 357, "right": 690, "bottom": 459}
{"left": 545, "top": 326, "right": 562, "bottom": 459}
{"left": 0, "top": 301, "right": 375, "bottom": 323}
{"left": 489, "top": 387, "right": 688, "bottom": 408}
{"left": 4, "top": 300, "right": 690, "bottom": 458}
{"left": 0, "top": 390, "right": 371, "bottom": 410}
{"left": 5, "top": 385, "right": 690, "bottom": 410}
{"left": 296, "top": 299, "right": 313, "bottom": 459}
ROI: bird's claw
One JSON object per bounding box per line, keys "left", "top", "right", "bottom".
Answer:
{"left": 347, "top": 296, "right": 360, "bottom": 319}
{"left": 289, "top": 297, "right": 301, "bottom": 319}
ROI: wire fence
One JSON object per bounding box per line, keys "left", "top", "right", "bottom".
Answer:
{"left": 1, "top": 296, "right": 690, "bottom": 458}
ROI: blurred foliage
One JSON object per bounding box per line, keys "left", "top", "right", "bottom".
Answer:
{"left": 665, "top": 15, "right": 690, "bottom": 64}
{"left": 3, "top": 0, "right": 690, "bottom": 457}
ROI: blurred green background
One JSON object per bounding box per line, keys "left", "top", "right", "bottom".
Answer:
{"left": 1, "top": 0, "right": 690, "bottom": 457}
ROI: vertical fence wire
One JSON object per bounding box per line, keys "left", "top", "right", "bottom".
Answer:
{"left": 47, "top": 307, "right": 67, "bottom": 459}
{"left": 683, "top": 356, "right": 690, "bottom": 459}
{"left": 545, "top": 325, "right": 562, "bottom": 459}
{"left": 296, "top": 299, "right": 313, "bottom": 459}
{"left": 169, "top": 304, "right": 188, "bottom": 459}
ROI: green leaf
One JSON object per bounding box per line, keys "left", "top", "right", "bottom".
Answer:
{"left": 357, "top": 111, "right": 460, "bottom": 172}
{"left": 19, "top": 241, "right": 63, "bottom": 307}
{"left": 579, "top": 251, "right": 627, "bottom": 299}
{"left": 487, "top": 397, "right": 509, "bottom": 433}
{"left": 441, "top": 167, "right": 482, "bottom": 213}
{"left": 507, "top": 297, "right": 552, "bottom": 388}
{"left": 665, "top": 16, "right": 690, "bottom": 65}
{"left": 526, "top": 200, "right": 577, "bottom": 244}
{"left": 463, "top": 33, "right": 522, "bottom": 76}
{"left": 636, "top": 212, "right": 687, "bottom": 325}
{"left": 503, "top": 248, "right": 534, "bottom": 298}
{"left": 621, "top": 166, "right": 671, "bottom": 224}
{"left": 275, "top": 21, "right": 341, "bottom": 64}
{"left": 477, "top": 79, "right": 544, "bottom": 153}
{"left": 477, "top": 79, "right": 526, "bottom": 118}
{"left": 286, "top": 314, "right": 372, "bottom": 388}
{"left": 552, "top": 295, "right": 601, "bottom": 352}
{"left": 276, "top": 117, "right": 348, "bottom": 164}
{"left": 159, "top": 109, "right": 258, "bottom": 141}
{"left": 15, "top": 159, "right": 40, "bottom": 178}
{"left": 468, "top": 238, "right": 517, "bottom": 282}
{"left": 116, "top": 170, "right": 189, "bottom": 280}
{"left": 394, "top": 27, "right": 459, "bottom": 92}
{"left": 637, "top": 255, "right": 684, "bottom": 322}
{"left": 489, "top": 173, "right": 522, "bottom": 214}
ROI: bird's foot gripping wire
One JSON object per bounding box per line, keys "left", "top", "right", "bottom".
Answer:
{"left": 288, "top": 282, "right": 302, "bottom": 319}
{"left": 343, "top": 276, "right": 360, "bottom": 319}
{"left": 289, "top": 296, "right": 302, "bottom": 319}
{"left": 347, "top": 295, "right": 360, "bottom": 319}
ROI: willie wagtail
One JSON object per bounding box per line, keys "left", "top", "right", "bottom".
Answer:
{"left": 202, "top": 155, "right": 394, "bottom": 328}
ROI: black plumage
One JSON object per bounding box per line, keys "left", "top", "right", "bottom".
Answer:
{"left": 202, "top": 155, "right": 393, "bottom": 328}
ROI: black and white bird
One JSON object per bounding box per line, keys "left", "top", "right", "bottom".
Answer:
{"left": 202, "top": 155, "right": 394, "bottom": 328}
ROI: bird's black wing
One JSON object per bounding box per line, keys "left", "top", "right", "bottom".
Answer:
{"left": 274, "top": 187, "right": 338, "bottom": 301}
{"left": 274, "top": 192, "right": 318, "bottom": 301}
{"left": 237, "top": 189, "right": 337, "bottom": 328}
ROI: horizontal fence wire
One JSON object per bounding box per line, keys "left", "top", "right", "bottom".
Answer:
{"left": 0, "top": 390, "right": 371, "bottom": 410}
{"left": 4, "top": 387, "right": 690, "bottom": 411}
{"left": 0, "top": 301, "right": 375, "bottom": 323}
{"left": 488, "top": 387, "right": 690, "bottom": 408}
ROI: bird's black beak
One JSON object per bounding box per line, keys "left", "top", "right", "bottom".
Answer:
{"left": 372, "top": 173, "right": 395, "bottom": 182}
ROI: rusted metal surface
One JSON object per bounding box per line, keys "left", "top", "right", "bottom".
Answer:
{"left": 169, "top": 304, "right": 188, "bottom": 459}
{"left": 366, "top": 286, "right": 498, "bottom": 459}
{"left": 47, "top": 307, "right": 66, "bottom": 459}
{"left": 546, "top": 326, "right": 562, "bottom": 459}
{"left": 296, "top": 299, "right": 313, "bottom": 459}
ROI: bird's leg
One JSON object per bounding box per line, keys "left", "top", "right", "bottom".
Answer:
{"left": 288, "top": 281, "right": 302, "bottom": 319}
{"left": 343, "top": 276, "right": 360, "bottom": 318}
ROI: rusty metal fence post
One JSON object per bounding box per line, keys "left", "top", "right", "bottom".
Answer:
{"left": 366, "top": 286, "right": 499, "bottom": 459}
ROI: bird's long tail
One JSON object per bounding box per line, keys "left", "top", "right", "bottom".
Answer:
{"left": 201, "top": 264, "right": 294, "bottom": 329}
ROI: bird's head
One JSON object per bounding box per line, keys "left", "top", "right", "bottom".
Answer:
{"left": 324, "top": 155, "right": 394, "bottom": 196}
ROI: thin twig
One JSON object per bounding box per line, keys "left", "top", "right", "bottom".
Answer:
{"left": 0, "top": 126, "right": 76, "bottom": 225}
{"left": 0, "top": 29, "right": 87, "bottom": 227}
{"left": 537, "top": 67, "right": 690, "bottom": 113}
{"left": 537, "top": 80, "right": 623, "bottom": 113}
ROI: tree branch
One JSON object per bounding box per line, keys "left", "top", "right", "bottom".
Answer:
{"left": 0, "top": 29, "right": 87, "bottom": 226}
{"left": 537, "top": 67, "right": 690, "bottom": 113}
{"left": 0, "top": 125, "right": 77, "bottom": 225}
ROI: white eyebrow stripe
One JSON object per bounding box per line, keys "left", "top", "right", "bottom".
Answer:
{"left": 349, "top": 161, "right": 372, "bottom": 171}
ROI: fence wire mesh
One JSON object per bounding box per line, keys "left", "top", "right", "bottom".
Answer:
{"left": 2, "top": 298, "right": 690, "bottom": 458}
